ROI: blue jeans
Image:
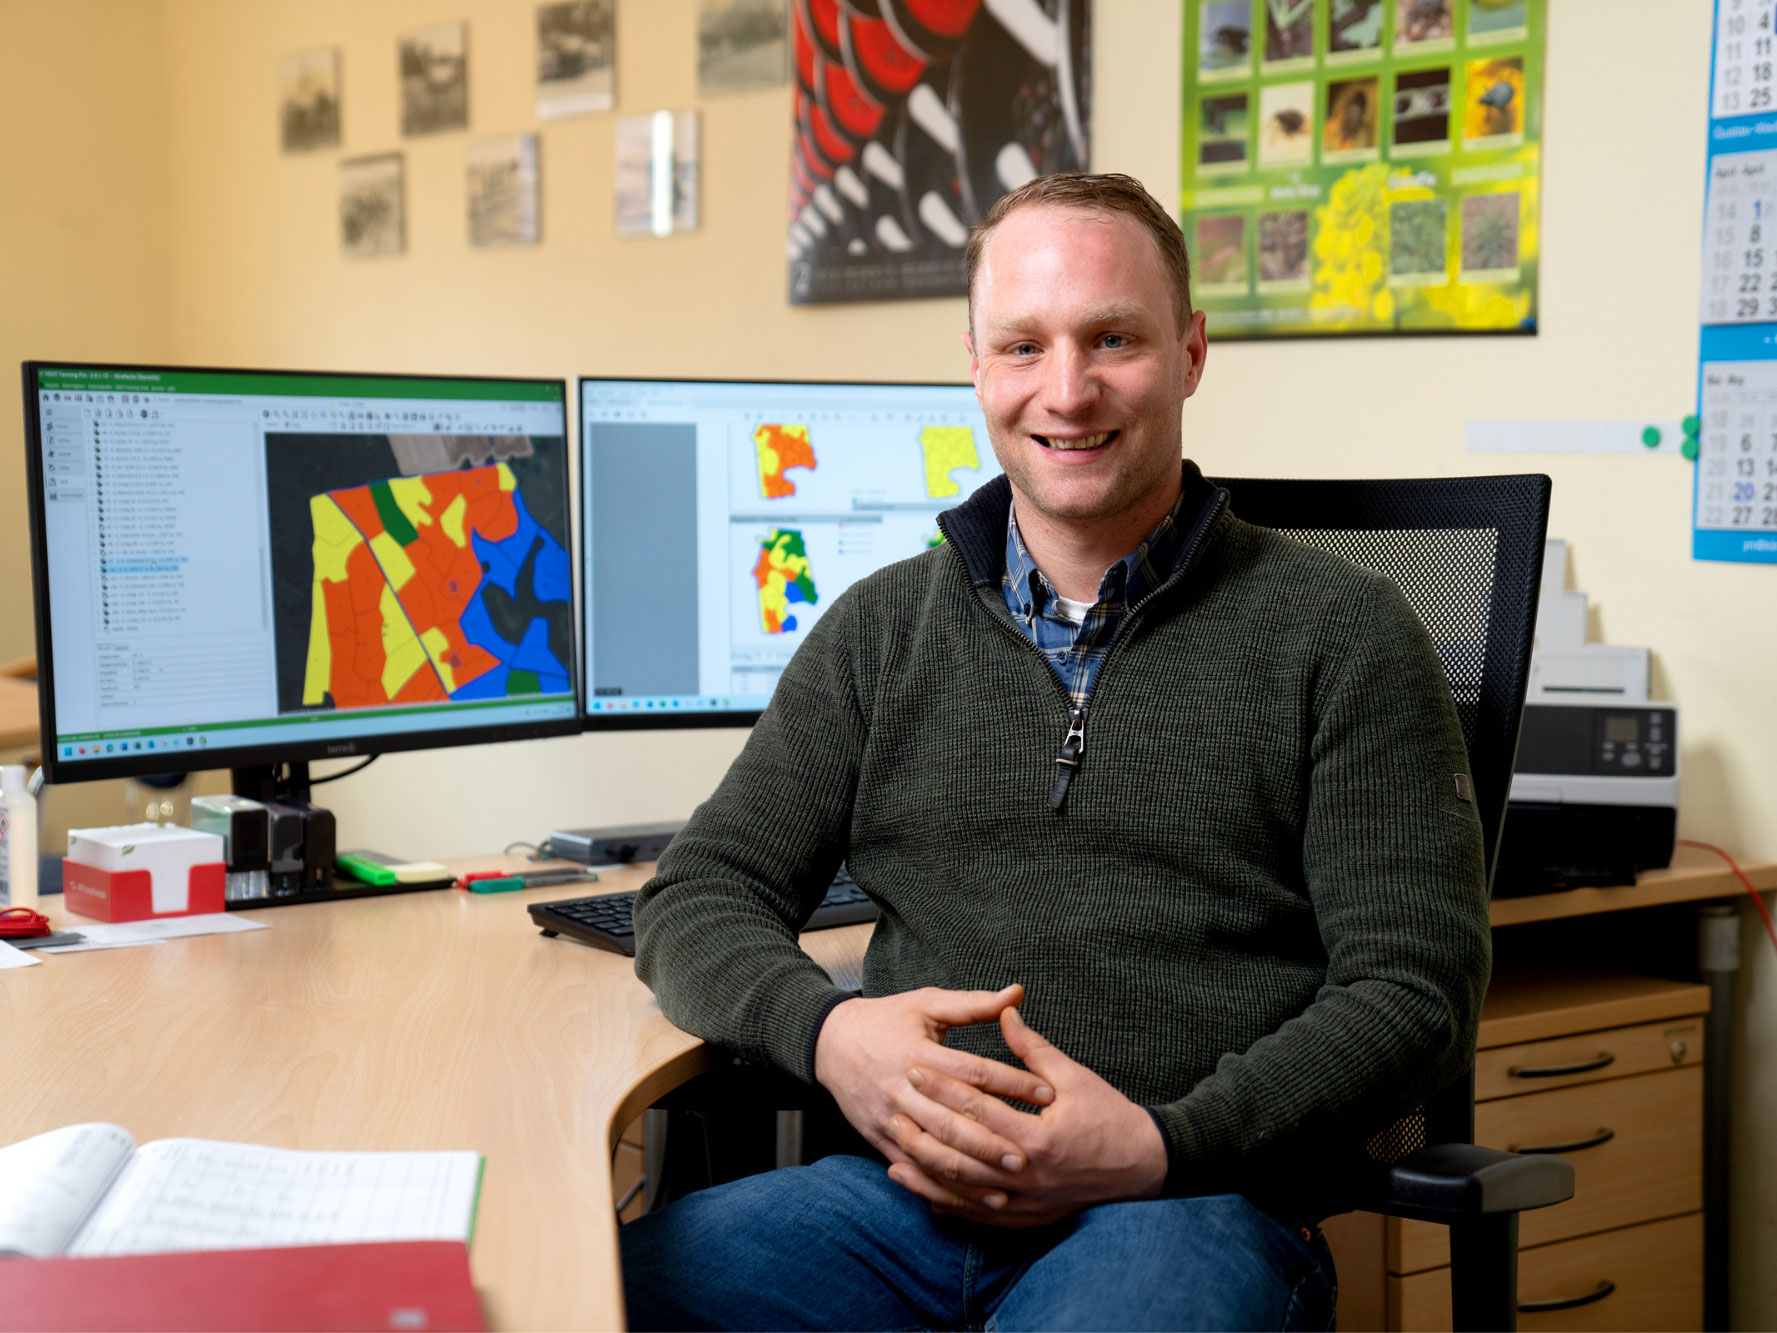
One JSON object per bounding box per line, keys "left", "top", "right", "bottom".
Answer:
{"left": 620, "top": 1154, "right": 1336, "bottom": 1331}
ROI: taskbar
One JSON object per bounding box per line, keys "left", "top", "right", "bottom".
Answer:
{"left": 55, "top": 696, "right": 578, "bottom": 762}
{"left": 587, "top": 694, "right": 772, "bottom": 715}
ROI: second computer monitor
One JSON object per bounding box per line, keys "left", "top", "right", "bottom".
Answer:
{"left": 580, "top": 378, "right": 1002, "bottom": 726}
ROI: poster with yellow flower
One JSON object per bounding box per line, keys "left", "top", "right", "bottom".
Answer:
{"left": 1182, "top": 0, "right": 1543, "bottom": 337}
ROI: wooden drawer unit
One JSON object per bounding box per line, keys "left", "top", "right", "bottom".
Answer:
{"left": 1358, "top": 972, "right": 1710, "bottom": 1331}
{"left": 1474, "top": 1015, "right": 1703, "bottom": 1101}
{"left": 1389, "top": 1211, "right": 1702, "bottom": 1332}
{"left": 1392, "top": 1065, "right": 1703, "bottom": 1271}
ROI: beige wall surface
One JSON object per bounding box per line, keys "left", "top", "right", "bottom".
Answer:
{"left": 0, "top": 0, "right": 174, "bottom": 663}
{"left": 7, "top": 0, "right": 1777, "bottom": 1324}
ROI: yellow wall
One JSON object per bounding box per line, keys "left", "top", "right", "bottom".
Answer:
{"left": 0, "top": 0, "right": 174, "bottom": 662}
{"left": 7, "top": 0, "right": 1776, "bottom": 1322}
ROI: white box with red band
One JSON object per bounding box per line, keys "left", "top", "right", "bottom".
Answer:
{"left": 63, "top": 824, "right": 227, "bottom": 922}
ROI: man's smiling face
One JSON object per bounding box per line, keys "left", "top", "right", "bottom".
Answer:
{"left": 967, "top": 204, "right": 1207, "bottom": 535}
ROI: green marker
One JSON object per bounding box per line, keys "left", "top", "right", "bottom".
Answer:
{"left": 469, "top": 875, "right": 527, "bottom": 893}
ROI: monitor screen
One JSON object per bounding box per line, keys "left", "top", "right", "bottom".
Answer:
{"left": 579, "top": 377, "right": 1002, "bottom": 727}
{"left": 25, "top": 363, "right": 578, "bottom": 782}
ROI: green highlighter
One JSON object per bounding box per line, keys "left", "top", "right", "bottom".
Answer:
{"left": 337, "top": 850, "right": 453, "bottom": 887}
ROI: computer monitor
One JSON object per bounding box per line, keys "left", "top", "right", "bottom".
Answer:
{"left": 23, "top": 362, "right": 579, "bottom": 790}
{"left": 579, "top": 377, "right": 1002, "bottom": 728}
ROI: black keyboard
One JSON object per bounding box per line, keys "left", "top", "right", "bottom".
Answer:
{"left": 530, "top": 866, "right": 878, "bottom": 956}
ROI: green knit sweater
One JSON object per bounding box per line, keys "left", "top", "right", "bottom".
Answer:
{"left": 634, "top": 463, "right": 1491, "bottom": 1203}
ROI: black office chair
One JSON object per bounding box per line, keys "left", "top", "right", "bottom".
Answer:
{"left": 1211, "top": 473, "right": 1568, "bottom": 1333}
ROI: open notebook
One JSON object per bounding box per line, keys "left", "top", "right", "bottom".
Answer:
{"left": 0, "top": 1124, "right": 483, "bottom": 1258}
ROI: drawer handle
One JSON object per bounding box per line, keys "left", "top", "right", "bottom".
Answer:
{"left": 1519, "top": 1280, "right": 1616, "bottom": 1313}
{"left": 1507, "top": 1052, "right": 1615, "bottom": 1079}
{"left": 1509, "top": 1127, "right": 1615, "bottom": 1154}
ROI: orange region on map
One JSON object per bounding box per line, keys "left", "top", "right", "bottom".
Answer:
{"left": 752, "top": 423, "right": 816, "bottom": 498}
{"left": 305, "top": 464, "right": 518, "bottom": 709}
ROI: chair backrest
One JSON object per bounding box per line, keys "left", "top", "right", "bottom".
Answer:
{"left": 1210, "top": 474, "right": 1552, "bottom": 1154}
{"left": 1209, "top": 474, "right": 1551, "bottom": 891}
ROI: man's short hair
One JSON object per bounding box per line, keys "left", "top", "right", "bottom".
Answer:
{"left": 964, "top": 172, "right": 1193, "bottom": 336}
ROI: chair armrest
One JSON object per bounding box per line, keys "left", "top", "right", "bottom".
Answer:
{"left": 1354, "top": 1143, "right": 1575, "bottom": 1224}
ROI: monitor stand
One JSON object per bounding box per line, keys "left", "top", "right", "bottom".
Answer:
{"left": 231, "top": 760, "right": 312, "bottom": 806}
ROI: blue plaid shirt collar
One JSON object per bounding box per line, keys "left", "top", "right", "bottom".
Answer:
{"left": 1001, "top": 487, "right": 1192, "bottom": 707}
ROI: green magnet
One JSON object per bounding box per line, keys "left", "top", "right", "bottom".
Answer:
{"left": 1641, "top": 426, "right": 1662, "bottom": 448}
{"left": 1682, "top": 414, "right": 1700, "bottom": 436}
{"left": 1681, "top": 438, "right": 1699, "bottom": 461}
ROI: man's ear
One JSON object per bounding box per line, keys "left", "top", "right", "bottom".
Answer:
{"left": 964, "top": 329, "right": 982, "bottom": 394}
{"left": 1180, "top": 309, "right": 1208, "bottom": 400}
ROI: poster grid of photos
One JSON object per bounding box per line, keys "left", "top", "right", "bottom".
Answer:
{"left": 1183, "top": 0, "right": 1543, "bottom": 337}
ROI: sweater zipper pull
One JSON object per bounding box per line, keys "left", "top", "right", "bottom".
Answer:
{"left": 1048, "top": 707, "right": 1087, "bottom": 810}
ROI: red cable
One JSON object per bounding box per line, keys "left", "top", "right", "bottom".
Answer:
{"left": 1679, "top": 839, "right": 1777, "bottom": 959}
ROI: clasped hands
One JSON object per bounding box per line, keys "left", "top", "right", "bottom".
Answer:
{"left": 811, "top": 984, "right": 1168, "bottom": 1228}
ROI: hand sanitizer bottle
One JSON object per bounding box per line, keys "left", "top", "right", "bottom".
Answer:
{"left": 0, "top": 765, "right": 39, "bottom": 910}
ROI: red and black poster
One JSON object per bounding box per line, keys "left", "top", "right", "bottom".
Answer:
{"left": 786, "top": 0, "right": 1091, "bottom": 304}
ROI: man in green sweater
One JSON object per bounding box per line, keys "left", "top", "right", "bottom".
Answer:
{"left": 621, "top": 172, "right": 1491, "bottom": 1330}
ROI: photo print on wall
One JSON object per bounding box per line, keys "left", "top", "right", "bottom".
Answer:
{"left": 280, "top": 46, "right": 340, "bottom": 152}
{"left": 468, "top": 133, "right": 541, "bottom": 246}
{"left": 785, "top": 0, "right": 1091, "bottom": 305}
{"left": 698, "top": 0, "right": 789, "bottom": 95}
{"left": 615, "top": 110, "right": 700, "bottom": 236}
{"left": 340, "top": 153, "right": 405, "bottom": 257}
{"left": 537, "top": 0, "right": 615, "bottom": 118}
{"left": 401, "top": 21, "right": 469, "bottom": 136}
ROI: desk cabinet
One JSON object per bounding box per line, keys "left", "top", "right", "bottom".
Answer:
{"left": 1330, "top": 972, "right": 1709, "bottom": 1332}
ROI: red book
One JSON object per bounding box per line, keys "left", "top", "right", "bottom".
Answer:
{"left": 0, "top": 1240, "right": 485, "bottom": 1332}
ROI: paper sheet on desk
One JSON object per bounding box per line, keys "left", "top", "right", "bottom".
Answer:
{"left": 38, "top": 914, "right": 266, "bottom": 952}
{"left": 0, "top": 939, "right": 42, "bottom": 968}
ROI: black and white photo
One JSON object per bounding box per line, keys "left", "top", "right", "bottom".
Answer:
{"left": 279, "top": 46, "right": 340, "bottom": 152}
{"left": 537, "top": 1, "right": 615, "bottom": 118}
{"left": 615, "top": 110, "right": 700, "bottom": 237}
{"left": 340, "top": 153, "right": 405, "bottom": 256}
{"left": 400, "top": 22, "right": 468, "bottom": 136}
{"left": 468, "top": 133, "right": 541, "bottom": 247}
{"left": 697, "top": 0, "right": 788, "bottom": 96}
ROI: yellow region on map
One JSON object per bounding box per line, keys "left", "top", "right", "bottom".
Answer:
{"left": 753, "top": 424, "right": 817, "bottom": 499}
{"left": 919, "top": 426, "right": 979, "bottom": 499}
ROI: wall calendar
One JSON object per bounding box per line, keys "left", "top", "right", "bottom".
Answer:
{"left": 1698, "top": 0, "right": 1777, "bottom": 563}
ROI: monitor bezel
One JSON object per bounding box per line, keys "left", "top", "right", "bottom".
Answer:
{"left": 575, "top": 373, "right": 982, "bottom": 733}
{"left": 23, "top": 359, "right": 582, "bottom": 785}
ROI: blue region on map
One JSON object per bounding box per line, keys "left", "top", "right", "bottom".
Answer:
{"left": 451, "top": 663, "right": 511, "bottom": 701}
{"left": 513, "top": 617, "right": 570, "bottom": 690}
{"left": 531, "top": 530, "right": 571, "bottom": 602}
{"left": 472, "top": 491, "right": 572, "bottom": 603}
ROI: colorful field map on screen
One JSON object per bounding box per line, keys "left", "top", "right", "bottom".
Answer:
{"left": 918, "top": 426, "right": 978, "bottom": 498}
{"left": 753, "top": 528, "right": 818, "bottom": 634}
{"left": 753, "top": 424, "right": 816, "bottom": 498}
{"left": 303, "top": 463, "right": 571, "bottom": 708}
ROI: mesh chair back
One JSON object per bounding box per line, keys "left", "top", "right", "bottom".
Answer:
{"left": 1209, "top": 475, "right": 1550, "bottom": 889}
{"left": 1210, "top": 474, "right": 1551, "bottom": 1156}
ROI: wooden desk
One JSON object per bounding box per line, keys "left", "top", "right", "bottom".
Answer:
{"left": 0, "top": 862, "right": 869, "bottom": 1332}
{"left": 4, "top": 852, "right": 1764, "bottom": 1330}
{"left": 1489, "top": 842, "right": 1777, "bottom": 927}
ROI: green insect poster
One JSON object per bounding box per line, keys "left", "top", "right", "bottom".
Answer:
{"left": 1182, "top": 0, "right": 1544, "bottom": 337}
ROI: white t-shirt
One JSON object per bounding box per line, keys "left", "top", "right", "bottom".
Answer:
{"left": 1052, "top": 594, "right": 1092, "bottom": 626}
